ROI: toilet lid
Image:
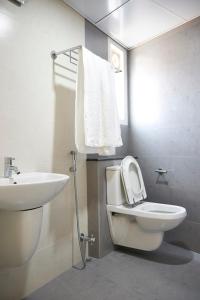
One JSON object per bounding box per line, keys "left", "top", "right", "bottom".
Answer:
{"left": 121, "top": 156, "right": 147, "bottom": 205}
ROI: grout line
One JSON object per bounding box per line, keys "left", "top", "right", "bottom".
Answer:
{"left": 127, "top": 15, "right": 200, "bottom": 50}
{"left": 95, "top": 0, "right": 131, "bottom": 24}
{"left": 149, "top": 0, "right": 187, "bottom": 21}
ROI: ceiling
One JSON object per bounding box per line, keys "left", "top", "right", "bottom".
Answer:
{"left": 63, "top": 0, "right": 200, "bottom": 49}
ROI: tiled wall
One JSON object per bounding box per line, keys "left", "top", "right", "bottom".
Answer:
{"left": 0, "top": 0, "right": 87, "bottom": 299}
{"left": 87, "top": 159, "right": 123, "bottom": 258}
{"left": 85, "top": 22, "right": 129, "bottom": 257}
{"left": 128, "top": 17, "right": 200, "bottom": 253}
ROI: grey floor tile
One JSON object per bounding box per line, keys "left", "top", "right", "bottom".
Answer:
{"left": 25, "top": 242, "right": 200, "bottom": 300}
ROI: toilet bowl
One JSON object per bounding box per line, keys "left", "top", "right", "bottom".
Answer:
{"left": 106, "top": 156, "right": 186, "bottom": 251}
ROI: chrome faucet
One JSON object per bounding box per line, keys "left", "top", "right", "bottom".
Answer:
{"left": 4, "top": 157, "right": 20, "bottom": 178}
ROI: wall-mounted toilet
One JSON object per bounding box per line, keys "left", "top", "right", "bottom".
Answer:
{"left": 106, "top": 156, "right": 186, "bottom": 251}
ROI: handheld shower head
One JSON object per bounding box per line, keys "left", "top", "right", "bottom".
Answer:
{"left": 70, "top": 150, "right": 77, "bottom": 173}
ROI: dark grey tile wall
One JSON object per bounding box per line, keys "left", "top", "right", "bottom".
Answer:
{"left": 128, "top": 17, "right": 200, "bottom": 253}
{"left": 85, "top": 20, "right": 108, "bottom": 60}
{"left": 85, "top": 21, "right": 129, "bottom": 257}
{"left": 87, "top": 159, "right": 123, "bottom": 258}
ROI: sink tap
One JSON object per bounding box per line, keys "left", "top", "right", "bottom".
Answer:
{"left": 4, "top": 157, "right": 20, "bottom": 178}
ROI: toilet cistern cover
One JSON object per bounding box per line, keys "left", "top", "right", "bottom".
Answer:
{"left": 121, "top": 156, "right": 147, "bottom": 205}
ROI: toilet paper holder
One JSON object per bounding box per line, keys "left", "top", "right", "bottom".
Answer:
{"left": 155, "top": 168, "right": 167, "bottom": 175}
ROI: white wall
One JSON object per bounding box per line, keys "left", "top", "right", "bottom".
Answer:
{"left": 0, "top": 0, "right": 87, "bottom": 299}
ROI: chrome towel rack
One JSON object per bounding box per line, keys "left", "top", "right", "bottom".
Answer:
{"left": 50, "top": 45, "right": 122, "bottom": 73}
{"left": 51, "top": 45, "right": 81, "bottom": 65}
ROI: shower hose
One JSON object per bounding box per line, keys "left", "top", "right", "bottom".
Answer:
{"left": 70, "top": 151, "right": 87, "bottom": 270}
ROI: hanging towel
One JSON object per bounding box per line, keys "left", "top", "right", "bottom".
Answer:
{"left": 75, "top": 46, "right": 123, "bottom": 156}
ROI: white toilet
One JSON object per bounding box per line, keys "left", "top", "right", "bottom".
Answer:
{"left": 106, "top": 156, "right": 186, "bottom": 251}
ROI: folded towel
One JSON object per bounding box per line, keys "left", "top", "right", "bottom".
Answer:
{"left": 75, "top": 47, "right": 123, "bottom": 155}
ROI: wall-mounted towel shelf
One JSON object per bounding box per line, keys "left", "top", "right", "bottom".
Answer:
{"left": 50, "top": 45, "right": 122, "bottom": 73}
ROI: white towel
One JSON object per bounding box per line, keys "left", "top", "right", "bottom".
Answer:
{"left": 75, "top": 47, "right": 123, "bottom": 156}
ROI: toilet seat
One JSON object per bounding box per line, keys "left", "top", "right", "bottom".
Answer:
{"left": 107, "top": 202, "right": 186, "bottom": 220}
{"left": 121, "top": 156, "right": 146, "bottom": 205}
{"left": 107, "top": 201, "right": 186, "bottom": 234}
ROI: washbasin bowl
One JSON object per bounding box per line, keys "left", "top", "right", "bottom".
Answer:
{"left": 0, "top": 172, "right": 69, "bottom": 211}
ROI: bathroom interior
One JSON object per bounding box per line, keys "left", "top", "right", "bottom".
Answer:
{"left": 0, "top": 0, "right": 200, "bottom": 299}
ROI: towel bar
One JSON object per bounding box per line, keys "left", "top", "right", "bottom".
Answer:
{"left": 51, "top": 45, "right": 122, "bottom": 73}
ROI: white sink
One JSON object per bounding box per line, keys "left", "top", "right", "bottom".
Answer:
{"left": 0, "top": 172, "right": 69, "bottom": 211}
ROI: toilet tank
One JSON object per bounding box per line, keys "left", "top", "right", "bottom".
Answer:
{"left": 106, "top": 165, "right": 126, "bottom": 206}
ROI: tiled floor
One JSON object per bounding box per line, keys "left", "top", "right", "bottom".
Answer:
{"left": 25, "top": 242, "right": 200, "bottom": 300}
